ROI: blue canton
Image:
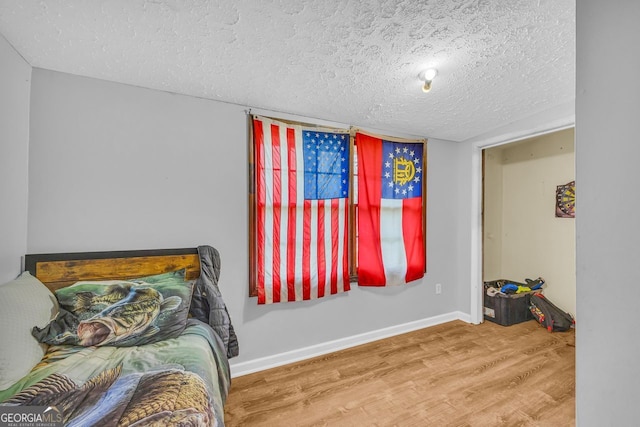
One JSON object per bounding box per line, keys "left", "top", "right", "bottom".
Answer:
{"left": 381, "top": 141, "right": 423, "bottom": 200}
{"left": 303, "top": 131, "right": 350, "bottom": 200}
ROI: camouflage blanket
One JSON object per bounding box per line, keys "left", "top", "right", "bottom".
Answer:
{"left": 0, "top": 319, "right": 230, "bottom": 426}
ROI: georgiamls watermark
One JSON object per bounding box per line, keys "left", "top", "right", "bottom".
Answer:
{"left": 0, "top": 406, "right": 63, "bottom": 427}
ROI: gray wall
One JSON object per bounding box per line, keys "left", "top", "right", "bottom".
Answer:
{"left": 27, "top": 69, "right": 463, "bottom": 366}
{"left": 0, "top": 35, "right": 30, "bottom": 283}
{"left": 576, "top": 1, "right": 640, "bottom": 424}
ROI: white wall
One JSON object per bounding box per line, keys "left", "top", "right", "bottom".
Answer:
{"left": 484, "top": 129, "right": 576, "bottom": 316}
{"left": 0, "top": 35, "right": 30, "bottom": 283}
{"left": 576, "top": 1, "right": 640, "bottom": 425}
{"left": 27, "top": 69, "right": 464, "bottom": 370}
{"left": 482, "top": 148, "right": 503, "bottom": 280}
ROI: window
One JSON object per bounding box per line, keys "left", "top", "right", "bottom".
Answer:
{"left": 249, "top": 116, "right": 426, "bottom": 303}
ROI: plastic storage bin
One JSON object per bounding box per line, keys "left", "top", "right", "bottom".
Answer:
{"left": 483, "top": 281, "right": 534, "bottom": 326}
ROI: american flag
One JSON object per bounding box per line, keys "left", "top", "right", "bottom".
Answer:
{"left": 254, "top": 116, "right": 350, "bottom": 304}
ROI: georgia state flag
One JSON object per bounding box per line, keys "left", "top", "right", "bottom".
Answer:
{"left": 356, "top": 132, "right": 425, "bottom": 286}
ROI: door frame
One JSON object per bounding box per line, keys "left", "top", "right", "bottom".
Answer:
{"left": 468, "top": 122, "right": 575, "bottom": 324}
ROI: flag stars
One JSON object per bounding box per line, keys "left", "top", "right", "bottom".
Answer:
{"left": 381, "top": 142, "right": 423, "bottom": 200}
{"left": 303, "top": 130, "right": 349, "bottom": 200}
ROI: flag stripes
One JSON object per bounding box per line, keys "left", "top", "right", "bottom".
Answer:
{"left": 254, "top": 116, "right": 350, "bottom": 304}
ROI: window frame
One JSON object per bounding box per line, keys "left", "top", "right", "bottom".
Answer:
{"left": 248, "top": 117, "right": 427, "bottom": 297}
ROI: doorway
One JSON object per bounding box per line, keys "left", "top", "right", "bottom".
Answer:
{"left": 482, "top": 128, "right": 576, "bottom": 318}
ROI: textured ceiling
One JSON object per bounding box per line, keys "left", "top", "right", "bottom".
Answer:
{"left": 0, "top": 0, "right": 575, "bottom": 142}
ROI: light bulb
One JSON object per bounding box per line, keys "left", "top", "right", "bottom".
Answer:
{"left": 419, "top": 68, "right": 438, "bottom": 93}
{"left": 423, "top": 69, "right": 438, "bottom": 81}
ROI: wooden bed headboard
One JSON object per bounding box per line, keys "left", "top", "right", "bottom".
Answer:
{"left": 25, "top": 248, "right": 200, "bottom": 292}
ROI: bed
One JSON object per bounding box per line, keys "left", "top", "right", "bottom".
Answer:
{"left": 0, "top": 245, "right": 237, "bottom": 426}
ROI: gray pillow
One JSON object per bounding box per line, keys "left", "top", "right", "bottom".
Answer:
{"left": 0, "top": 272, "right": 58, "bottom": 390}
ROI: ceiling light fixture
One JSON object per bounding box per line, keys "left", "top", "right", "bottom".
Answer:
{"left": 420, "top": 68, "right": 438, "bottom": 93}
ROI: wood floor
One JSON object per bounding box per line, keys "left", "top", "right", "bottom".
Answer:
{"left": 224, "top": 320, "right": 575, "bottom": 426}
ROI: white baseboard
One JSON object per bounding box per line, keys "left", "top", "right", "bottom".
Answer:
{"left": 230, "top": 310, "right": 471, "bottom": 378}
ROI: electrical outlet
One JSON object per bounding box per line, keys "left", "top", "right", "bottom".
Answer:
{"left": 435, "top": 283, "right": 442, "bottom": 294}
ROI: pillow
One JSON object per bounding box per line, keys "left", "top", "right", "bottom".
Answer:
{"left": 33, "top": 270, "right": 194, "bottom": 348}
{"left": 0, "top": 272, "right": 59, "bottom": 390}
